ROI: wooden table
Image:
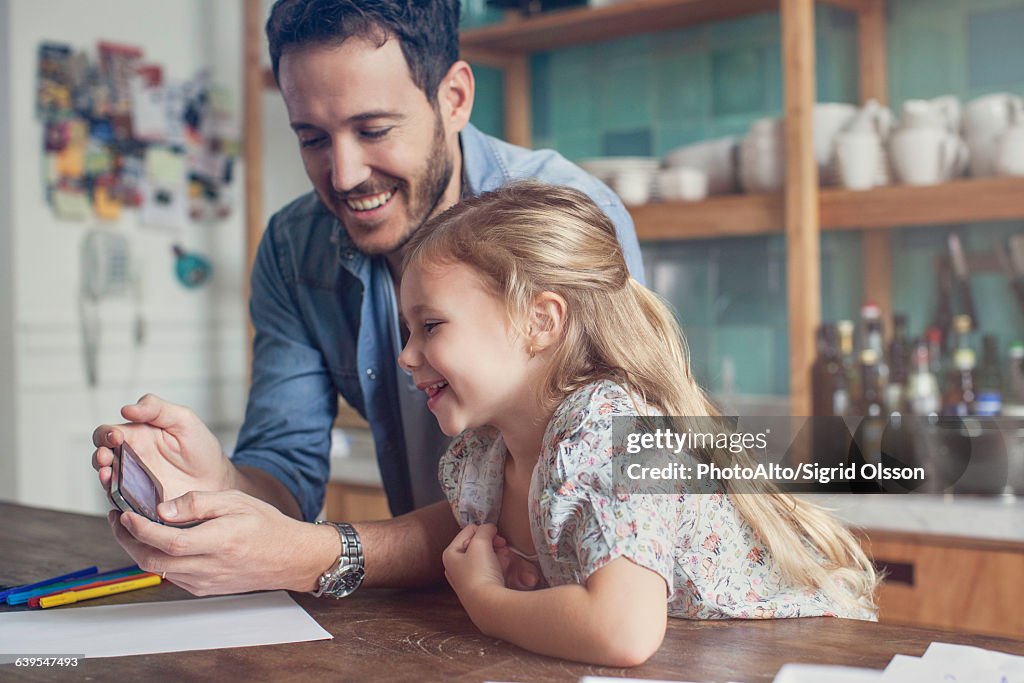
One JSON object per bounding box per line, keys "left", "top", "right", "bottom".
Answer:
{"left": 2, "top": 502, "right": 1022, "bottom": 682}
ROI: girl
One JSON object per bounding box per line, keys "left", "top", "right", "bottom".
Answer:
{"left": 396, "top": 181, "right": 878, "bottom": 667}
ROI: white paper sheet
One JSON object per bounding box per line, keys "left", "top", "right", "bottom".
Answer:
{"left": 773, "top": 663, "right": 882, "bottom": 683}
{"left": 0, "top": 591, "right": 331, "bottom": 660}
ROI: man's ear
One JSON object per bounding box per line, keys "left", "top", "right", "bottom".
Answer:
{"left": 437, "top": 60, "right": 475, "bottom": 134}
{"left": 529, "top": 291, "right": 567, "bottom": 355}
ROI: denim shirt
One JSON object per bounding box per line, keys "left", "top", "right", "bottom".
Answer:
{"left": 231, "top": 123, "right": 645, "bottom": 521}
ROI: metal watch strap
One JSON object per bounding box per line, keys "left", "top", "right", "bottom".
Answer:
{"left": 312, "top": 521, "right": 365, "bottom": 598}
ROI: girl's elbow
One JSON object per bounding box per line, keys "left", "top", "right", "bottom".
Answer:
{"left": 596, "top": 620, "right": 666, "bottom": 667}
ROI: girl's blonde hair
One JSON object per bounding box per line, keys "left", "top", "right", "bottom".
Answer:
{"left": 403, "top": 180, "right": 878, "bottom": 617}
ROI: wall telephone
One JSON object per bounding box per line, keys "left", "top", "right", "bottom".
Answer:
{"left": 79, "top": 230, "right": 143, "bottom": 386}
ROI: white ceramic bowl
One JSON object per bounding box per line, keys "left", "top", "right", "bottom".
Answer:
{"left": 662, "top": 137, "right": 738, "bottom": 194}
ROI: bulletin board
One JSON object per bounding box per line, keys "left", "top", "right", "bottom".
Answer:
{"left": 36, "top": 40, "right": 239, "bottom": 229}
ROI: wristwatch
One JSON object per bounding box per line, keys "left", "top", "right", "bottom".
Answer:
{"left": 312, "top": 521, "right": 365, "bottom": 598}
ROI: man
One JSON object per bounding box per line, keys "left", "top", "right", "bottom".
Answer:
{"left": 91, "top": 0, "right": 643, "bottom": 597}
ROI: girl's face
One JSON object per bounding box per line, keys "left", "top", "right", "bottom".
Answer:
{"left": 398, "top": 260, "right": 536, "bottom": 437}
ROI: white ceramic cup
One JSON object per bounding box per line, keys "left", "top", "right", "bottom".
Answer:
{"left": 612, "top": 168, "right": 653, "bottom": 204}
{"left": 656, "top": 167, "right": 709, "bottom": 202}
{"left": 835, "top": 130, "right": 881, "bottom": 191}
{"left": 995, "top": 113, "right": 1024, "bottom": 176}
{"left": 739, "top": 118, "right": 785, "bottom": 193}
{"left": 890, "top": 127, "right": 959, "bottom": 186}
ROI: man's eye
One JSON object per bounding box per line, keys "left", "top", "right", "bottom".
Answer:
{"left": 361, "top": 127, "right": 392, "bottom": 140}
{"left": 299, "top": 136, "right": 326, "bottom": 149}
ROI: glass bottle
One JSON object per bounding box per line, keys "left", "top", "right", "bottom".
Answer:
{"left": 974, "top": 335, "right": 1003, "bottom": 417}
{"left": 906, "top": 339, "right": 941, "bottom": 416}
{"left": 857, "top": 349, "right": 884, "bottom": 418}
{"left": 887, "top": 313, "right": 911, "bottom": 414}
{"left": 837, "top": 320, "right": 858, "bottom": 404}
{"left": 942, "top": 348, "right": 977, "bottom": 417}
{"left": 926, "top": 326, "right": 944, "bottom": 377}
{"left": 812, "top": 324, "right": 848, "bottom": 416}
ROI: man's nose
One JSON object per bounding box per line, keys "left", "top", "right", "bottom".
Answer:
{"left": 329, "top": 138, "right": 371, "bottom": 193}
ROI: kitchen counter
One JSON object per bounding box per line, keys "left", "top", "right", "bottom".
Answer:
{"left": 799, "top": 493, "right": 1024, "bottom": 546}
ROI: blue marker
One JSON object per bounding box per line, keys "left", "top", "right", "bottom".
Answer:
{"left": 0, "top": 567, "right": 97, "bottom": 602}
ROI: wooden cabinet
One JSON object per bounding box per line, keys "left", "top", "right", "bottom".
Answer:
{"left": 324, "top": 482, "right": 391, "bottom": 522}
{"left": 861, "top": 529, "right": 1024, "bottom": 639}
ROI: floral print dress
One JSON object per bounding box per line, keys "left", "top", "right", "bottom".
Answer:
{"left": 438, "top": 379, "right": 874, "bottom": 621}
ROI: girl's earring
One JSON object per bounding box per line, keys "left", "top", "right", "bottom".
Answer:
{"left": 527, "top": 343, "right": 536, "bottom": 358}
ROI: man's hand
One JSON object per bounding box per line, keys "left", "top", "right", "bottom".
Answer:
{"left": 109, "top": 489, "right": 331, "bottom": 595}
{"left": 92, "top": 394, "right": 235, "bottom": 503}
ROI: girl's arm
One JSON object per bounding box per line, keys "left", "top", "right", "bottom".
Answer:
{"left": 444, "top": 524, "right": 667, "bottom": 667}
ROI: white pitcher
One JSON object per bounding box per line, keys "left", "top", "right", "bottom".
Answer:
{"left": 965, "top": 93, "right": 1024, "bottom": 176}
{"left": 890, "top": 126, "right": 960, "bottom": 186}
{"left": 995, "top": 99, "right": 1024, "bottom": 177}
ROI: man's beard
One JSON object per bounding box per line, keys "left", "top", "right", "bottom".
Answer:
{"left": 333, "top": 116, "right": 453, "bottom": 256}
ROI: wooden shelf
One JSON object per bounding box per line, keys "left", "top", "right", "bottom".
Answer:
{"left": 631, "top": 176, "right": 1024, "bottom": 241}
{"left": 460, "top": 0, "right": 867, "bottom": 57}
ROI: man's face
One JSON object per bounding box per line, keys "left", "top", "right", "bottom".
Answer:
{"left": 278, "top": 38, "right": 457, "bottom": 255}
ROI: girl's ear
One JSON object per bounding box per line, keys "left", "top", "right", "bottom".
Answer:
{"left": 528, "top": 291, "right": 567, "bottom": 355}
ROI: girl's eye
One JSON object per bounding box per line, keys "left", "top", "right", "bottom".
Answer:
{"left": 423, "top": 322, "right": 442, "bottom": 335}
{"left": 361, "top": 127, "right": 392, "bottom": 140}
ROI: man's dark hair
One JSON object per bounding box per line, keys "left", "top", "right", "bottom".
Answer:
{"left": 266, "top": 0, "right": 461, "bottom": 101}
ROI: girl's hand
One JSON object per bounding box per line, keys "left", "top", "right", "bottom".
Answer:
{"left": 443, "top": 524, "right": 505, "bottom": 601}
{"left": 492, "top": 533, "right": 544, "bottom": 591}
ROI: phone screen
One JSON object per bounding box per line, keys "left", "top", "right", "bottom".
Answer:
{"left": 116, "top": 442, "right": 161, "bottom": 521}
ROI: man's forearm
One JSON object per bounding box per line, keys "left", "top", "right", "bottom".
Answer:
{"left": 234, "top": 465, "right": 303, "bottom": 519}
{"left": 356, "top": 501, "right": 459, "bottom": 587}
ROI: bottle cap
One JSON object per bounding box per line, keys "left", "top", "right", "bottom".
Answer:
{"left": 954, "top": 348, "right": 976, "bottom": 370}
{"left": 860, "top": 303, "right": 881, "bottom": 320}
{"left": 953, "top": 314, "right": 973, "bottom": 334}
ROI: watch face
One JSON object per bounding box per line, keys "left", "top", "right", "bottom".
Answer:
{"left": 325, "top": 566, "right": 364, "bottom": 598}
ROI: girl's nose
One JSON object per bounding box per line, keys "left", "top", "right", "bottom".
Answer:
{"left": 398, "top": 341, "right": 418, "bottom": 373}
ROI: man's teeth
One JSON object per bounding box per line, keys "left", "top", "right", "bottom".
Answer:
{"left": 346, "top": 190, "right": 394, "bottom": 211}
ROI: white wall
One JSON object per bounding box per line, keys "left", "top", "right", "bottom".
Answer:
{"left": 5, "top": 0, "right": 249, "bottom": 513}
{"left": 0, "top": 0, "right": 17, "bottom": 502}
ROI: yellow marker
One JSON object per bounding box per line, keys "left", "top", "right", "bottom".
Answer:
{"left": 39, "top": 574, "right": 162, "bottom": 609}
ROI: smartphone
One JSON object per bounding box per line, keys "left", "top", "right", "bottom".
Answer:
{"left": 110, "top": 441, "right": 198, "bottom": 528}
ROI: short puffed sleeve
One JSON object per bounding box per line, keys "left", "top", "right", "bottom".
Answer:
{"left": 437, "top": 426, "right": 505, "bottom": 527}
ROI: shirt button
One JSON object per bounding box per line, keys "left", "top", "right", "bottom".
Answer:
{"left": 366, "top": 368, "right": 376, "bottom": 380}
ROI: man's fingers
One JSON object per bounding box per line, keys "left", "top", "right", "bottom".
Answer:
{"left": 122, "top": 394, "right": 192, "bottom": 432}
{"left": 92, "top": 446, "right": 113, "bottom": 471}
{"left": 158, "top": 490, "right": 248, "bottom": 524}
{"left": 92, "top": 425, "right": 122, "bottom": 448}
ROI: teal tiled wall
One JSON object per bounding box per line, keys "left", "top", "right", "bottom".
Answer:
{"left": 464, "top": 0, "right": 1024, "bottom": 396}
